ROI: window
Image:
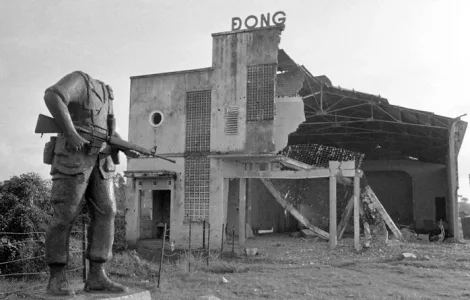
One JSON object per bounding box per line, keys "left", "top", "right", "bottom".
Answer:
{"left": 247, "top": 64, "right": 276, "bottom": 121}
{"left": 149, "top": 110, "right": 164, "bottom": 127}
{"left": 186, "top": 90, "right": 211, "bottom": 152}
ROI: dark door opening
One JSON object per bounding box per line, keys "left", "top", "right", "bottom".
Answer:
{"left": 435, "top": 197, "right": 447, "bottom": 222}
{"left": 152, "top": 190, "right": 171, "bottom": 239}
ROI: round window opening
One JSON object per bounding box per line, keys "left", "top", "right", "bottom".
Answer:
{"left": 149, "top": 111, "right": 164, "bottom": 127}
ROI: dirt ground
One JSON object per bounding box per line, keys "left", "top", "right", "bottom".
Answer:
{"left": 2, "top": 233, "right": 470, "bottom": 300}
{"left": 149, "top": 232, "right": 470, "bottom": 300}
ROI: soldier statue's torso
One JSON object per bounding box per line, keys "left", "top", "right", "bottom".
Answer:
{"left": 46, "top": 71, "right": 115, "bottom": 178}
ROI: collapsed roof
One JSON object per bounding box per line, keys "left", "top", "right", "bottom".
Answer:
{"left": 276, "top": 49, "right": 467, "bottom": 164}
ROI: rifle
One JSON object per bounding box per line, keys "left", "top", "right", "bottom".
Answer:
{"left": 35, "top": 114, "right": 176, "bottom": 164}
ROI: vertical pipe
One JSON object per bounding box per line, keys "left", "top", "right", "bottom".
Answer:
{"left": 188, "top": 217, "right": 192, "bottom": 272}
{"left": 157, "top": 223, "right": 167, "bottom": 288}
{"left": 202, "top": 220, "right": 206, "bottom": 249}
{"left": 354, "top": 172, "right": 360, "bottom": 251}
{"left": 329, "top": 174, "right": 337, "bottom": 249}
{"left": 239, "top": 179, "right": 246, "bottom": 248}
{"left": 82, "top": 218, "right": 87, "bottom": 283}
{"left": 207, "top": 222, "right": 210, "bottom": 266}
{"left": 221, "top": 223, "right": 225, "bottom": 253}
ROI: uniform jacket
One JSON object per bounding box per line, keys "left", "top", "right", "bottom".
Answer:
{"left": 45, "top": 71, "right": 116, "bottom": 179}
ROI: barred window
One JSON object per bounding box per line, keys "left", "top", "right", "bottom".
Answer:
{"left": 186, "top": 90, "right": 211, "bottom": 152}
{"left": 247, "top": 64, "right": 276, "bottom": 121}
{"left": 184, "top": 156, "right": 210, "bottom": 221}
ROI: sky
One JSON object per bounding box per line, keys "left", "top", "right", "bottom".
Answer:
{"left": 0, "top": 0, "right": 469, "bottom": 195}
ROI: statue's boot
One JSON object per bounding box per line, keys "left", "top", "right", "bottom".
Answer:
{"left": 84, "top": 262, "right": 129, "bottom": 293}
{"left": 47, "top": 265, "right": 75, "bottom": 296}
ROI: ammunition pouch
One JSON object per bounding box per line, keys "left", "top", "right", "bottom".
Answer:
{"left": 43, "top": 136, "right": 57, "bottom": 165}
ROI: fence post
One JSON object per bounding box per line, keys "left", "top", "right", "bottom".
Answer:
{"left": 221, "top": 223, "right": 225, "bottom": 253}
{"left": 207, "top": 222, "right": 210, "bottom": 266}
{"left": 82, "top": 219, "right": 87, "bottom": 283}
{"left": 188, "top": 217, "right": 192, "bottom": 272}
{"left": 202, "top": 220, "right": 206, "bottom": 249}
{"left": 157, "top": 223, "right": 167, "bottom": 288}
{"left": 231, "top": 224, "right": 235, "bottom": 257}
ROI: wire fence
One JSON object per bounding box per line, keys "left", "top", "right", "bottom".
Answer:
{"left": 0, "top": 227, "right": 87, "bottom": 279}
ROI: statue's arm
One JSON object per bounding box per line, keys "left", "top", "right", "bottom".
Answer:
{"left": 44, "top": 72, "right": 89, "bottom": 151}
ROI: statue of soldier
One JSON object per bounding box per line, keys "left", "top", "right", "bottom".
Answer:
{"left": 43, "top": 71, "right": 138, "bottom": 295}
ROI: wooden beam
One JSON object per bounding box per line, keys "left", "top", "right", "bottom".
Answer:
{"left": 363, "top": 186, "right": 403, "bottom": 240}
{"left": 329, "top": 174, "right": 337, "bottom": 249}
{"left": 353, "top": 172, "right": 361, "bottom": 251}
{"left": 241, "top": 169, "right": 331, "bottom": 179}
{"left": 239, "top": 179, "right": 246, "bottom": 248}
{"left": 337, "top": 195, "right": 354, "bottom": 241}
{"left": 261, "top": 179, "right": 329, "bottom": 240}
{"left": 279, "top": 157, "right": 316, "bottom": 170}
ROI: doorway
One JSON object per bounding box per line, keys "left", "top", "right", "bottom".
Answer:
{"left": 152, "top": 190, "right": 171, "bottom": 239}
{"left": 139, "top": 189, "right": 171, "bottom": 240}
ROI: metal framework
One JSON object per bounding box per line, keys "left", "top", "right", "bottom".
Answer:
{"left": 276, "top": 49, "right": 463, "bottom": 164}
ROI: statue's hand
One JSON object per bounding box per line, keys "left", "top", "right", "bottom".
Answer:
{"left": 65, "top": 131, "right": 89, "bottom": 152}
{"left": 124, "top": 149, "right": 140, "bottom": 158}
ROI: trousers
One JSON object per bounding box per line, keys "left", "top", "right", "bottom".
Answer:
{"left": 45, "top": 163, "right": 116, "bottom": 265}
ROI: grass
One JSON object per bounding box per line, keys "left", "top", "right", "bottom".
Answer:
{"left": 2, "top": 234, "right": 470, "bottom": 299}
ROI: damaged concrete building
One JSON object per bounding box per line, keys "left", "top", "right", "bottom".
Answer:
{"left": 124, "top": 24, "right": 467, "bottom": 248}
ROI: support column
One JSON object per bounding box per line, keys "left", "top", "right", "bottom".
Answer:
{"left": 125, "top": 179, "right": 140, "bottom": 244}
{"left": 239, "top": 178, "right": 246, "bottom": 248}
{"left": 447, "top": 121, "right": 459, "bottom": 239}
{"left": 246, "top": 179, "right": 252, "bottom": 228}
{"left": 329, "top": 174, "right": 337, "bottom": 249}
{"left": 354, "top": 171, "right": 361, "bottom": 251}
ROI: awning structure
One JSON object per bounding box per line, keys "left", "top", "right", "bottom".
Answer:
{"left": 277, "top": 50, "right": 467, "bottom": 164}
{"left": 124, "top": 170, "right": 177, "bottom": 179}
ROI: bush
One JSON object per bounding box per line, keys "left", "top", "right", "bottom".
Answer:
{"left": 113, "top": 213, "right": 128, "bottom": 253}
{"left": 0, "top": 173, "right": 52, "bottom": 277}
{"left": 0, "top": 172, "right": 128, "bottom": 277}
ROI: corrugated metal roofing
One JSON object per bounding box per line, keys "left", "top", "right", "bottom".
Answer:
{"left": 276, "top": 49, "right": 467, "bottom": 164}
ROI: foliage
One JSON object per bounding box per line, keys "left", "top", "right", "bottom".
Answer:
{"left": 113, "top": 212, "right": 128, "bottom": 253}
{"left": 114, "top": 173, "right": 127, "bottom": 213}
{"left": 0, "top": 173, "right": 53, "bottom": 276}
{"left": 0, "top": 172, "right": 128, "bottom": 277}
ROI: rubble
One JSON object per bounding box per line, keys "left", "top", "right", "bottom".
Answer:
{"left": 401, "top": 253, "right": 417, "bottom": 260}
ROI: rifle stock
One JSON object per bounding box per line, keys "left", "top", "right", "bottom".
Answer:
{"left": 35, "top": 114, "right": 176, "bottom": 163}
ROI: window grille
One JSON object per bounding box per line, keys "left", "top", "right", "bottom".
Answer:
{"left": 186, "top": 90, "right": 211, "bottom": 152}
{"left": 247, "top": 64, "right": 276, "bottom": 121}
{"left": 184, "top": 156, "right": 210, "bottom": 221}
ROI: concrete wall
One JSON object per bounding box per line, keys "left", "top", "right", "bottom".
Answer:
{"left": 361, "top": 160, "right": 448, "bottom": 231}
{"left": 128, "top": 69, "right": 212, "bottom": 155}
{"left": 365, "top": 171, "right": 413, "bottom": 225}
{"left": 211, "top": 28, "right": 282, "bottom": 153}
{"left": 126, "top": 26, "right": 309, "bottom": 247}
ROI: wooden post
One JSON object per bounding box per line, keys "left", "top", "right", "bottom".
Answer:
{"left": 157, "top": 223, "right": 167, "bottom": 288}
{"left": 354, "top": 171, "right": 360, "bottom": 251}
{"left": 329, "top": 174, "right": 337, "bottom": 249}
{"left": 82, "top": 219, "right": 87, "bottom": 283}
{"left": 337, "top": 196, "right": 354, "bottom": 241}
{"left": 239, "top": 178, "right": 246, "bottom": 249}
{"left": 447, "top": 121, "right": 459, "bottom": 239}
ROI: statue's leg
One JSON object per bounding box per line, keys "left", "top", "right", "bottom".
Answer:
{"left": 84, "top": 166, "right": 128, "bottom": 293}
{"left": 45, "top": 171, "right": 92, "bottom": 295}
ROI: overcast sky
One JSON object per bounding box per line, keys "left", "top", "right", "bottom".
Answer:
{"left": 1, "top": 0, "right": 469, "bottom": 195}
